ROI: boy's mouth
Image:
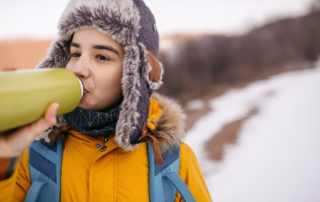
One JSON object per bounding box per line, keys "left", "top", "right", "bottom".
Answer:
{"left": 84, "top": 88, "right": 89, "bottom": 95}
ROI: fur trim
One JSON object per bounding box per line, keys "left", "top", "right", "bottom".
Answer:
{"left": 36, "top": 39, "right": 71, "bottom": 69}
{"left": 58, "top": 0, "right": 140, "bottom": 44}
{"left": 37, "top": 0, "right": 141, "bottom": 71}
{"left": 37, "top": 115, "right": 68, "bottom": 142}
{"left": 150, "top": 93, "right": 186, "bottom": 153}
{"left": 139, "top": 43, "right": 164, "bottom": 90}
{"left": 115, "top": 44, "right": 144, "bottom": 150}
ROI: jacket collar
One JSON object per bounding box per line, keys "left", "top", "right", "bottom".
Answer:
{"left": 40, "top": 93, "right": 186, "bottom": 154}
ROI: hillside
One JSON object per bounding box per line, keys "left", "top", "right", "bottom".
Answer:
{"left": 159, "top": 9, "right": 320, "bottom": 102}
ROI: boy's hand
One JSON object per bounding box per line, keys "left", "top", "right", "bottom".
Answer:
{"left": 0, "top": 103, "right": 59, "bottom": 158}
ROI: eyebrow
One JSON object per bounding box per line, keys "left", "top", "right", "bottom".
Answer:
{"left": 70, "top": 42, "right": 120, "bottom": 56}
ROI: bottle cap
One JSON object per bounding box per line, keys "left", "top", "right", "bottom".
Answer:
{"left": 76, "top": 77, "right": 84, "bottom": 99}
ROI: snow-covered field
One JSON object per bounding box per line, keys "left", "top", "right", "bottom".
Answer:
{"left": 184, "top": 62, "right": 320, "bottom": 202}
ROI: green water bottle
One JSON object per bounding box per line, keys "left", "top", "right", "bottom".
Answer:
{"left": 0, "top": 68, "right": 83, "bottom": 132}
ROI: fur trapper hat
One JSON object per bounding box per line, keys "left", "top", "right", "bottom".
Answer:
{"left": 37, "top": 0, "right": 164, "bottom": 151}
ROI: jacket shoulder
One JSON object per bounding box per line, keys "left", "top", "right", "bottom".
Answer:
{"left": 178, "top": 142, "right": 213, "bottom": 201}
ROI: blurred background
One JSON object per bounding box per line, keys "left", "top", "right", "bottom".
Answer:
{"left": 1, "top": 0, "right": 320, "bottom": 201}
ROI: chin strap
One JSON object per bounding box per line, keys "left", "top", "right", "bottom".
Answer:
{"left": 141, "top": 122, "right": 163, "bottom": 165}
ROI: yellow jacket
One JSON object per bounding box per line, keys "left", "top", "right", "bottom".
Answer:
{"left": 0, "top": 94, "right": 212, "bottom": 201}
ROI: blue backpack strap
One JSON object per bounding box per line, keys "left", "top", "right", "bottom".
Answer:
{"left": 25, "top": 139, "right": 64, "bottom": 202}
{"left": 148, "top": 142, "right": 196, "bottom": 202}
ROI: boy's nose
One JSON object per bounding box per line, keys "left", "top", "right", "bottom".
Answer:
{"left": 72, "top": 56, "right": 90, "bottom": 79}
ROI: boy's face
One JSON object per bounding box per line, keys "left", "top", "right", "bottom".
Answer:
{"left": 66, "top": 28, "right": 125, "bottom": 110}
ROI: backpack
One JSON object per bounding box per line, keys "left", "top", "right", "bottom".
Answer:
{"left": 25, "top": 139, "right": 196, "bottom": 202}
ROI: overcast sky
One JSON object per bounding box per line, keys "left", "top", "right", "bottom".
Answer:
{"left": 0, "top": 0, "right": 314, "bottom": 39}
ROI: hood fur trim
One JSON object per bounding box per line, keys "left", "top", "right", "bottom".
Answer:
{"left": 150, "top": 93, "right": 186, "bottom": 153}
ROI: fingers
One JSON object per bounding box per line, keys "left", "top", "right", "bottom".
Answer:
{"left": 44, "top": 103, "right": 60, "bottom": 125}
{"left": 29, "top": 103, "right": 59, "bottom": 136}
{"left": 0, "top": 103, "right": 59, "bottom": 158}
{"left": 20, "top": 103, "right": 59, "bottom": 151}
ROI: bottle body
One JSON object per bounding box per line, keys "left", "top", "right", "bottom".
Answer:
{"left": 0, "top": 68, "right": 83, "bottom": 132}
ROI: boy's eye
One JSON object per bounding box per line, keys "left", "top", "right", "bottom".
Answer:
{"left": 97, "top": 55, "right": 110, "bottom": 61}
{"left": 70, "top": 52, "right": 81, "bottom": 57}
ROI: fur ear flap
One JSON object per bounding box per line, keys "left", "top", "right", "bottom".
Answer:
{"left": 147, "top": 50, "right": 162, "bottom": 83}
{"left": 36, "top": 39, "right": 71, "bottom": 69}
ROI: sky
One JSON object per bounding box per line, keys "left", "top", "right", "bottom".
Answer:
{"left": 0, "top": 0, "right": 315, "bottom": 39}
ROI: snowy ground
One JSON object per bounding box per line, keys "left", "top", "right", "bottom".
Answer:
{"left": 184, "top": 62, "right": 320, "bottom": 202}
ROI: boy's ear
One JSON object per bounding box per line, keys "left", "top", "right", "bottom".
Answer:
{"left": 147, "top": 50, "right": 162, "bottom": 83}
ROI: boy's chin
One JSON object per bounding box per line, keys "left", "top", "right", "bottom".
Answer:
{"left": 77, "top": 97, "right": 123, "bottom": 111}
{"left": 77, "top": 102, "right": 93, "bottom": 110}
{"left": 77, "top": 102, "right": 106, "bottom": 111}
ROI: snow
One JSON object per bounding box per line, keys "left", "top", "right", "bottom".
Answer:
{"left": 186, "top": 99, "right": 205, "bottom": 110}
{"left": 184, "top": 63, "right": 320, "bottom": 202}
